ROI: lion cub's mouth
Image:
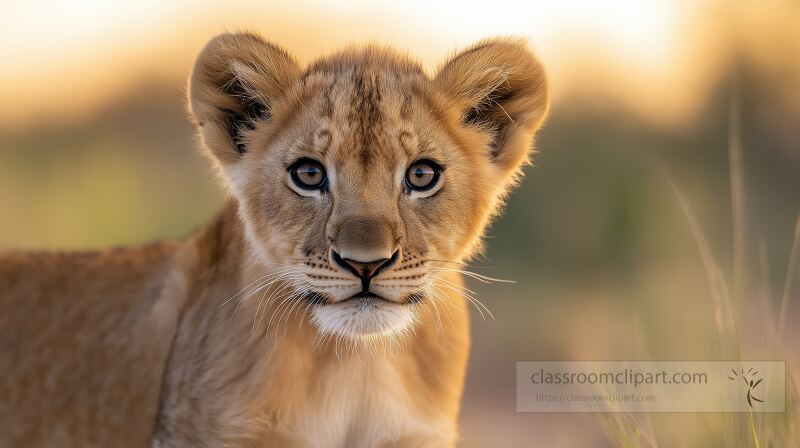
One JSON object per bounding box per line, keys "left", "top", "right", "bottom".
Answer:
{"left": 303, "top": 291, "right": 419, "bottom": 307}
{"left": 348, "top": 291, "right": 385, "bottom": 301}
{"left": 340, "top": 291, "right": 396, "bottom": 304}
{"left": 309, "top": 290, "right": 422, "bottom": 337}
{"left": 343, "top": 291, "right": 423, "bottom": 305}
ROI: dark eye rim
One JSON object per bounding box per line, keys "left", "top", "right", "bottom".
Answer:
{"left": 288, "top": 157, "right": 328, "bottom": 191}
{"left": 405, "top": 159, "right": 443, "bottom": 192}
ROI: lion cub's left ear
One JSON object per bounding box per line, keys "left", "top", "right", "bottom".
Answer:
{"left": 435, "top": 38, "right": 549, "bottom": 183}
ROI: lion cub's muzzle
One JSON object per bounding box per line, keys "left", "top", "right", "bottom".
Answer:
{"left": 327, "top": 215, "right": 407, "bottom": 301}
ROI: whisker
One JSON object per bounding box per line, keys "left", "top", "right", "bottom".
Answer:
{"left": 426, "top": 259, "right": 500, "bottom": 270}
{"left": 418, "top": 286, "right": 442, "bottom": 340}
{"left": 226, "top": 266, "right": 299, "bottom": 309}
{"left": 251, "top": 286, "right": 274, "bottom": 336}
{"left": 433, "top": 276, "right": 478, "bottom": 295}
{"left": 252, "top": 274, "right": 304, "bottom": 335}
{"left": 426, "top": 283, "right": 465, "bottom": 314}
{"left": 234, "top": 269, "right": 299, "bottom": 317}
{"left": 220, "top": 273, "right": 270, "bottom": 307}
{"left": 297, "top": 299, "right": 315, "bottom": 331}
{"left": 434, "top": 283, "right": 494, "bottom": 320}
{"left": 430, "top": 268, "right": 515, "bottom": 284}
{"left": 425, "top": 259, "right": 463, "bottom": 266}
{"left": 437, "top": 284, "right": 485, "bottom": 321}
{"left": 264, "top": 280, "right": 305, "bottom": 337}
{"left": 279, "top": 288, "right": 309, "bottom": 339}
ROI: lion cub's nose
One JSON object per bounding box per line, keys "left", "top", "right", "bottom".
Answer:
{"left": 332, "top": 250, "right": 399, "bottom": 286}
{"left": 329, "top": 216, "right": 401, "bottom": 287}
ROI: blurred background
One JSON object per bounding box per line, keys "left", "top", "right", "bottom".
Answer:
{"left": 1, "top": 0, "right": 798, "bottom": 446}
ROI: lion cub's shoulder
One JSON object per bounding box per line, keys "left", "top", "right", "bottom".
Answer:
{"left": 0, "top": 242, "right": 188, "bottom": 446}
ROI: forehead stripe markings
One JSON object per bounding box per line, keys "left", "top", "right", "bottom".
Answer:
{"left": 400, "top": 92, "right": 412, "bottom": 121}
{"left": 349, "top": 70, "right": 382, "bottom": 166}
{"left": 315, "top": 129, "right": 332, "bottom": 155}
{"left": 320, "top": 78, "right": 335, "bottom": 118}
{"left": 399, "top": 131, "right": 415, "bottom": 158}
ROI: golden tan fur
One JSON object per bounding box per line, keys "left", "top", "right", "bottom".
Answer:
{"left": 0, "top": 32, "right": 548, "bottom": 447}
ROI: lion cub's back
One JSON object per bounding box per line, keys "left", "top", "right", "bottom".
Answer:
{"left": 0, "top": 244, "right": 184, "bottom": 447}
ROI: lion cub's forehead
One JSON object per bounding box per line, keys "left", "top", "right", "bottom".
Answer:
{"left": 292, "top": 50, "right": 440, "bottom": 170}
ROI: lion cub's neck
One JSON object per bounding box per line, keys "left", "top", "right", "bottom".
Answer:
{"left": 153, "top": 201, "right": 467, "bottom": 446}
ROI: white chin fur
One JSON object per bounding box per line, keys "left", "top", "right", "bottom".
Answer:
{"left": 311, "top": 298, "right": 417, "bottom": 338}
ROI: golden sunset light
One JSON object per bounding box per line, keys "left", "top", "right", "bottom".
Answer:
{"left": 5, "top": 0, "right": 791, "bottom": 130}
{"left": 1, "top": 2, "right": 798, "bottom": 447}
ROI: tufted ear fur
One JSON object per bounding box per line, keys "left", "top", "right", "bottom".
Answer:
{"left": 189, "top": 32, "right": 301, "bottom": 165}
{"left": 435, "top": 38, "right": 549, "bottom": 182}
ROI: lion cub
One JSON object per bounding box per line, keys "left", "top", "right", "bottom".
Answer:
{"left": 0, "top": 33, "right": 548, "bottom": 447}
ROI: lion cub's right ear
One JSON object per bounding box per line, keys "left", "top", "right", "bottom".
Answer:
{"left": 189, "top": 32, "right": 300, "bottom": 165}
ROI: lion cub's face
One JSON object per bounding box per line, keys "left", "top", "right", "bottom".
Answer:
{"left": 190, "top": 33, "right": 548, "bottom": 338}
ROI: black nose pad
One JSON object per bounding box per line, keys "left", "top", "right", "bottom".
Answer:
{"left": 332, "top": 250, "right": 399, "bottom": 290}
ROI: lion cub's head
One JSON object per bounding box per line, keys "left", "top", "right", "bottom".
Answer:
{"left": 189, "top": 32, "right": 548, "bottom": 339}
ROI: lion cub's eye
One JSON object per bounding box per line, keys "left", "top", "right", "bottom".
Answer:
{"left": 289, "top": 158, "right": 327, "bottom": 190}
{"left": 405, "top": 159, "right": 442, "bottom": 192}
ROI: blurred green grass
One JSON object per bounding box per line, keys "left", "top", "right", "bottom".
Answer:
{"left": 0, "top": 83, "right": 223, "bottom": 249}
